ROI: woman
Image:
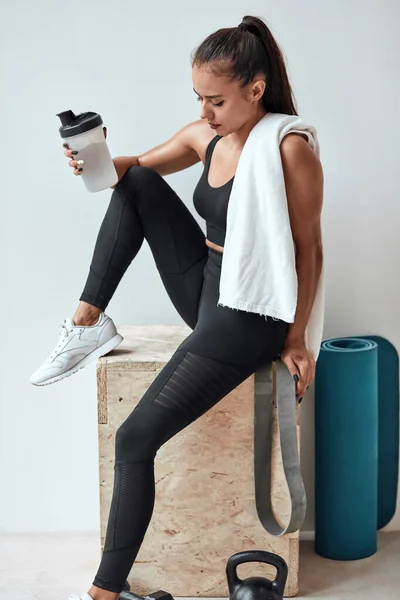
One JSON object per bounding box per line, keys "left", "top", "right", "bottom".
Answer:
{"left": 34, "top": 15, "right": 323, "bottom": 600}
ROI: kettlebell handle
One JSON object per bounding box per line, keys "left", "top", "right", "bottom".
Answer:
{"left": 226, "top": 551, "right": 288, "bottom": 596}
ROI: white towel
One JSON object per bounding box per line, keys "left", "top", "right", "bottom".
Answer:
{"left": 218, "top": 112, "right": 325, "bottom": 361}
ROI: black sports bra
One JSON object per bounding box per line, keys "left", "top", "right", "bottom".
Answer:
{"left": 193, "top": 135, "right": 234, "bottom": 247}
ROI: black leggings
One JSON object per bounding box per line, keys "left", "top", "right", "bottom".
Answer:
{"left": 82, "top": 166, "right": 289, "bottom": 593}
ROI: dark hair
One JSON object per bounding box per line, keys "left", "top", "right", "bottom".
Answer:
{"left": 191, "top": 15, "right": 298, "bottom": 116}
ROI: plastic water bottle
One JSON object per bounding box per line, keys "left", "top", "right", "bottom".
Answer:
{"left": 57, "top": 110, "right": 118, "bottom": 193}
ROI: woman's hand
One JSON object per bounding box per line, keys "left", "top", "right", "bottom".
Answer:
{"left": 62, "top": 126, "right": 132, "bottom": 187}
{"left": 279, "top": 339, "right": 315, "bottom": 403}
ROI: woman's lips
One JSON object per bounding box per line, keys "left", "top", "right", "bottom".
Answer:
{"left": 209, "top": 123, "right": 221, "bottom": 129}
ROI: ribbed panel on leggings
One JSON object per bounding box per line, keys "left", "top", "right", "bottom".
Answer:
{"left": 109, "top": 461, "right": 155, "bottom": 551}
{"left": 153, "top": 351, "right": 242, "bottom": 416}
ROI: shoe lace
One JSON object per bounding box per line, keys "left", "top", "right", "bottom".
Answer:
{"left": 49, "top": 321, "right": 74, "bottom": 360}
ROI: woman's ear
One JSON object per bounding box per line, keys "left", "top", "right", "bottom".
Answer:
{"left": 252, "top": 79, "right": 266, "bottom": 103}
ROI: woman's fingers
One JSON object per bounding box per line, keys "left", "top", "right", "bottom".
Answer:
{"left": 63, "top": 143, "right": 83, "bottom": 175}
{"left": 68, "top": 158, "right": 84, "bottom": 171}
{"left": 64, "top": 148, "right": 78, "bottom": 158}
{"left": 63, "top": 143, "right": 78, "bottom": 158}
{"left": 68, "top": 159, "right": 84, "bottom": 167}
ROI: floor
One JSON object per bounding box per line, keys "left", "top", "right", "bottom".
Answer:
{"left": 0, "top": 531, "right": 399, "bottom": 600}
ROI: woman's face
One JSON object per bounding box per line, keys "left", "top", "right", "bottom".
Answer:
{"left": 192, "top": 64, "right": 266, "bottom": 136}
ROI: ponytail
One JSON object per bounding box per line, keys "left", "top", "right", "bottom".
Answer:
{"left": 191, "top": 15, "right": 298, "bottom": 115}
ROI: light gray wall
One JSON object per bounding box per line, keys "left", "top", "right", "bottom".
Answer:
{"left": 1, "top": 0, "right": 399, "bottom": 534}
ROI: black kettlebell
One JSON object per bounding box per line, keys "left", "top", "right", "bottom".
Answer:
{"left": 226, "top": 550, "right": 288, "bottom": 600}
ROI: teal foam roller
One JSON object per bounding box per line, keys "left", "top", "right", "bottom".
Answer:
{"left": 315, "top": 338, "right": 379, "bottom": 560}
{"left": 353, "top": 336, "right": 399, "bottom": 530}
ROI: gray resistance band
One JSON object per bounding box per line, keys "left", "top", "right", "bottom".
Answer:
{"left": 254, "top": 360, "right": 307, "bottom": 535}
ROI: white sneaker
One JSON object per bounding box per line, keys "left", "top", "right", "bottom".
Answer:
{"left": 30, "top": 312, "right": 123, "bottom": 386}
{"left": 68, "top": 594, "right": 93, "bottom": 600}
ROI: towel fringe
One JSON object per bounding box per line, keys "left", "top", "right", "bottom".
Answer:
{"left": 217, "top": 300, "right": 290, "bottom": 322}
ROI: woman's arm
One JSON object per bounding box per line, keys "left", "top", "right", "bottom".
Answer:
{"left": 279, "top": 133, "right": 324, "bottom": 399}
{"left": 118, "top": 119, "right": 214, "bottom": 176}
{"left": 105, "top": 119, "right": 210, "bottom": 187}
{"left": 281, "top": 133, "right": 324, "bottom": 343}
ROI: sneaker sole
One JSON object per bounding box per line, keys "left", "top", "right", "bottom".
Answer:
{"left": 32, "top": 332, "right": 123, "bottom": 386}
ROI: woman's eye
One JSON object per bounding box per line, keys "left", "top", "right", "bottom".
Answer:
{"left": 196, "top": 97, "right": 224, "bottom": 107}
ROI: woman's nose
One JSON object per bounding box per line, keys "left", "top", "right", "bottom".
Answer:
{"left": 199, "top": 103, "right": 212, "bottom": 121}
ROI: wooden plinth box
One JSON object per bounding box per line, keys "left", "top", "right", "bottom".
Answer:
{"left": 97, "top": 325, "right": 299, "bottom": 597}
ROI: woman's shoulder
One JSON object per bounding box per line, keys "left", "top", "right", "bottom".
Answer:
{"left": 184, "top": 119, "right": 218, "bottom": 164}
